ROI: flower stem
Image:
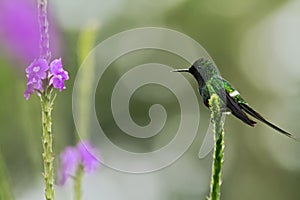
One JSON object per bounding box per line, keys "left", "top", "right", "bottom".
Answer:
{"left": 207, "top": 94, "right": 225, "bottom": 200}
{"left": 74, "top": 165, "right": 84, "bottom": 200}
{"left": 41, "top": 93, "right": 54, "bottom": 200}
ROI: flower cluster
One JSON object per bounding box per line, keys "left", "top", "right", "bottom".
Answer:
{"left": 59, "top": 141, "right": 100, "bottom": 185}
{"left": 24, "top": 58, "right": 69, "bottom": 100}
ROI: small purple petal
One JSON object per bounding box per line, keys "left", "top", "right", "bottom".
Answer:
{"left": 49, "top": 76, "right": 65, "bottom": 92}
{"left": 59, "top": 147, "right": 80, "bottom": 185}
{"left": 49, "top": 58, "right": 69, "bottom": 92}
{"left": 24, "top": 78, "right": 44, "bottom": 100}
{"left": 61, "top": 70, "right": 69, "bottom": 80}
{"left": 25, "top": 58, "right": 49, "bottom": 79}
{"left": 33, "top": 79, "right": 44, "bottom": 92}
{"left": 24, "top": 83, "right": 35, "bottom": 100}
{"left": 26, "top": 58, "right": 48, "bottom": 72}
{"left": 77, "top": 141, "right": 100, "bottom": 173}
{"left": 50, "top": 58, "right": 63, "bottom": 75}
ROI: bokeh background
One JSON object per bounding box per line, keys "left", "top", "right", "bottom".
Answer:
{"left": 0, "top": 0, "right": 300, "bottom": 199}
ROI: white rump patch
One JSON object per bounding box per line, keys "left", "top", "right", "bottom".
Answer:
{"left": 229, "top": 90, "right": 240, "bottom": 97}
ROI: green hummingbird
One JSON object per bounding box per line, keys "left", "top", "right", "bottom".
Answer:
{"left": 173, "top": 58, "right": 298, "bottom": 140}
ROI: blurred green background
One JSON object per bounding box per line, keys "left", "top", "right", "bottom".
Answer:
{"left": 0, "top": 0, "right": 300, "bottom": 199}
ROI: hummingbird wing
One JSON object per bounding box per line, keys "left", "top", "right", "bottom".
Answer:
{"left": 206, "top": 77, "right": 256, "bottom": 127}
{"left": 224, "top": 90, "right": 257, "bottom": 126}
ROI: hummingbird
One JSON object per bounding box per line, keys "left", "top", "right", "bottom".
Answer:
{"left": 173, "top": 58, "right": 298, "bottom": 140}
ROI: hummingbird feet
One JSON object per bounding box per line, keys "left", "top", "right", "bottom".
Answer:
{"left": 220, "top": 107, "right": 231, "bottom": 115}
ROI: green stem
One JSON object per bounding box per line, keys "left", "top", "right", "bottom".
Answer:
{"left": 41, "top": 93, "right": 54, "bottom": 200}
{"left": 207, "top": 94, "right": 225, "bottom": 200}
{"left": 74, "top": 165, "right": 84, "bottom": 200}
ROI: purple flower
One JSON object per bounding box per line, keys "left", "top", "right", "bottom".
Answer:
{"left": 58, "top": 141, "right": 100, "bottom": 185}
{"left": 24, "top": 58, "right": 49, "bottom": 99}
{"left": 59, "top": 147, "right": 79, "bottom": 185}
{"left": 26, "top": 58, "right": 49, "bottom": 79}
{"left": 77, "top": 141, "right": 100, "bottom": 173}
{"left": 24, "top": 58, "right": 68, "bottom": 99}
{"left": 24, "top": 82, "right": 35, "bottom": 100}
{"left": 24, "top": 78, "right": 44, "bottom": 100}
{"left": 49, "top": 58, "right": 69, "bottom": 92}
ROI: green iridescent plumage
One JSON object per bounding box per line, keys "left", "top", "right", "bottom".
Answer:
{"left": 173, "top": 58, "right": 297, "bottom": 140}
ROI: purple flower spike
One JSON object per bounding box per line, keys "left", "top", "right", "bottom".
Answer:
{"left": 49, "top": 58, "right": 69, "bottom": 92}
{"left": 59, "top": 147, "right": 80, "bottom": 185}
{"left": 77, "top": 141, "right": 100, "bottom": 173}
{"left": 24, "top": 57, "right": 69, "bottom": 99}
{"left": 58, "top": 141, "right": 100, "bottom": 185}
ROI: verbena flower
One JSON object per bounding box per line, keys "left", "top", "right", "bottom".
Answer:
{"left": 59, "top": 147, "right": 79, "bottom": 185}
{"left": 26, "top": 58, "right": 48, "bottom": 78}
{"left": 24, "top": 79, "right": 44, "bottom": 100}
{"left": 49, "top": 58, "right": 69, "bottom": 92}
{"left": 24, "top": 58, "right": 68, "bottom": 100}
{"left": 77, "top": 141, "right": 100, "bottom": 173}
{"left": 23, "top": 1, "right": 64, "bottom": 199}
{"left": 24, "top": 58, "right": 48, "bottom": 99}
{"left": 58, "top": 141, "right": 100, "bottom": 185}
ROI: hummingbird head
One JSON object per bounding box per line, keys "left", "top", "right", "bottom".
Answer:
{"left": 172, "top": 58, "right": 218, "bottom": 87}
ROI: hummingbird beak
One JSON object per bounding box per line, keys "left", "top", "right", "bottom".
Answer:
{"left": 171, "top": 69, "right": 189, "bottom": 73}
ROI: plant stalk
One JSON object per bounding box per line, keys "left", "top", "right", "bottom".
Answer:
{"left": 41, "top": 93, "right": 55, "bottom": 200}
{"left": 74, "top": 165, "right": 84, "bottom": 200}
{"left": 207, "top": 94, "right": 225, "bottom": 200}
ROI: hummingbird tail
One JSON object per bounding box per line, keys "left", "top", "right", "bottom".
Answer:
{"left": 240, "top": 103, "right": 297, "bottom": 140}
